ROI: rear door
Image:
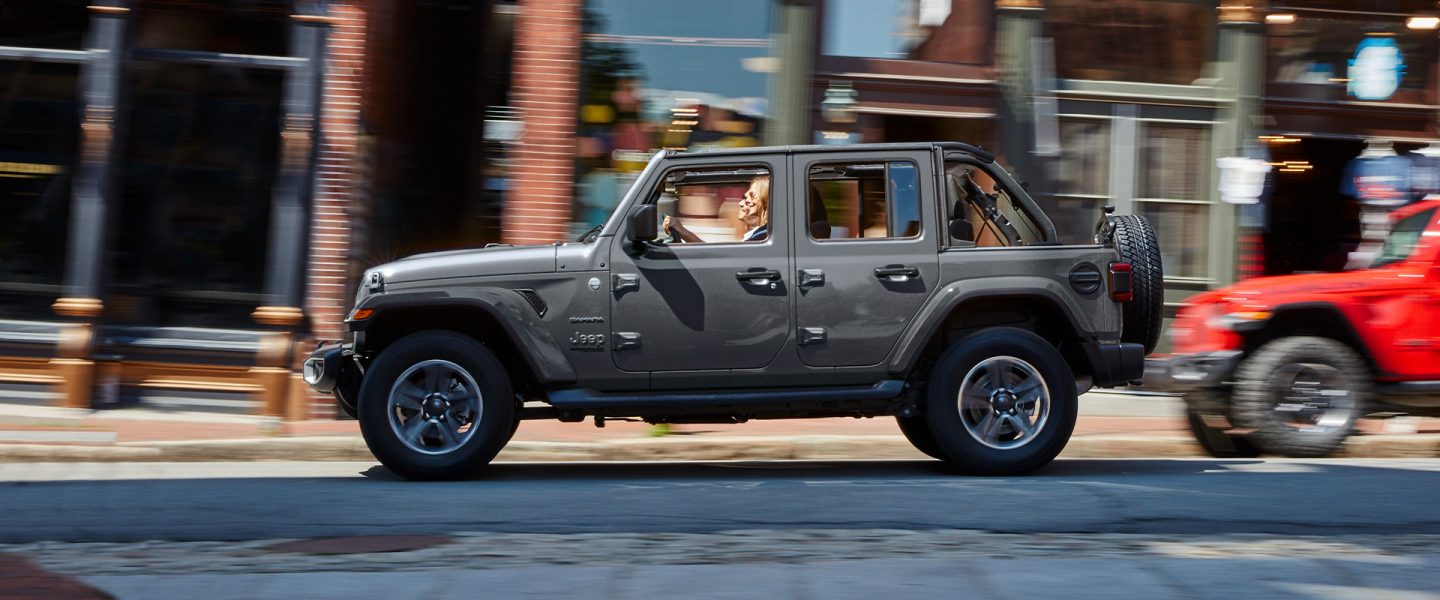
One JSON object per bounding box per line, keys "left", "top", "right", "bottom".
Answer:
{"left": 791, "top": 150, "right": 939, "bottom": 367}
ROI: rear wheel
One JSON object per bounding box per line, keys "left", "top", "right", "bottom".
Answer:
{"left": 1110, "top": 215, "right": 1164, "bottom": 354}
{"left": 1232, "top": 337, "right": 1369, "bottom": 458}
{"left": 358, "top": 330, "right": 516, "bottom": 480}
{"left": 1182, "top": 389, "right": 1260, "bottom": 458}
{"left": 925, "top": 328, "right": 1077, "bottom": 475}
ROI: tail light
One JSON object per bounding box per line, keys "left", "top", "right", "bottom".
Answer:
{"left": 1108, "top": 262, "right": 1133, "bottom": 302}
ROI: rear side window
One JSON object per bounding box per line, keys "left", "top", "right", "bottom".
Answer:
{"left": 806, "top": 161, "right": 920, "bottom": 241}
{"left": 945, "top": 162, "right": 1049, "bottom": 247}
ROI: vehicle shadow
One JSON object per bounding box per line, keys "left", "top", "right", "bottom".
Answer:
{"left": 356, "top": 457, "right": 1294, "bottom": 482}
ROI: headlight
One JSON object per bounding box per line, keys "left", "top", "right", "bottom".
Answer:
{"left": 302, "top": 357, "right": 325, "bottom": 386}
{"left": 1209, "top": 311, "right": 1272, "bottom": 331}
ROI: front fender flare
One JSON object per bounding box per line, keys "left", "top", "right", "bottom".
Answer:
{"left": 350, "top": 288, "right": 577, "bottom": 384}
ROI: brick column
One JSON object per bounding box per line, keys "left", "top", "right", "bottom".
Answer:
{"left": 302, "top": 1, "right": 368, "bottom": 418}
{"left": 505, "top": 0, "right": 582, "bottom": 244}
{"left": 306, "top": 0, "right": 367, "bottom": 345}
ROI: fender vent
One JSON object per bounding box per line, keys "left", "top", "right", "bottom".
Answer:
{"left": 514, "top": 289, "right": 548, "bottom": 318}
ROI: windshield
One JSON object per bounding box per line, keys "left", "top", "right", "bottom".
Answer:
{"left": 1372, "top": 207, "right": 1437, "bottom": 268}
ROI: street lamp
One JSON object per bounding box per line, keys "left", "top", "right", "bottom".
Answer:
{"left": 821, "top": 81, "right": 859, "bottom": 125}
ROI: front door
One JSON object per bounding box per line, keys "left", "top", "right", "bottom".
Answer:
{"left": 609, "top": 156, "right": 791, "bottom": 374}
{"left": 793, "top": 151, "right": 939, "bottom": 367}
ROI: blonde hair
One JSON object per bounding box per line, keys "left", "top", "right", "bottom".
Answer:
{"left": 748, "top": 176, "right": 770, "bottom": 227}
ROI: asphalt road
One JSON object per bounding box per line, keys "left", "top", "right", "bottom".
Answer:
{"left": 3, "top": 458, "right": 1440, "bottom": 544}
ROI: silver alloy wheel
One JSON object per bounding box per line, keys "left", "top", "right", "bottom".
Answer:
{"left": 387, "top": 359, "right": 483, "bottom": 456}
{"left": 956, "top": 355, "right": 1051, "bottom": 450}
{"left": 1270, "top": 362, "right": 1356, "bottom": 432}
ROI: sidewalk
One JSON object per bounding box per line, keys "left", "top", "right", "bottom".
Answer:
{"left": 0, "top": 392, "right": 1436, "bottom": 463}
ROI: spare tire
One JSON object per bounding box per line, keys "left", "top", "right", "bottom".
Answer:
{"left": 1110, "top": 214, "right": 1164, "bottom": 354}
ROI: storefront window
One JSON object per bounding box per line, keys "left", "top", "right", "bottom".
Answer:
{"left": 1266, "top": 11, "right": 1437, "bottom": 104}
{"left": 1139, "top": 123, "right": 1211, "bottom": 279}
{"left": 131, "top": 0, "right": 290, "bottom": 57}
{"left": 0, "top": 62, "right": 79, "bottom": 319}
{"left": 1048, "top": 0, "right": 1215, "bottom": 86}
{"left": 1140, "top": 124, "right": 1208, "bottom": 200}
{"left": 109, "top": 61, "right": 281, "bottom": 327}
{"left": 1137, "top": 202, "right": 1209, "bottom": 279}
{"left": 822, "top": 0, "right": 993, "bottom": 65}
{"left": 0, "top": 0, "right": 89, "bottom": 50}
{"left": 1042, "top": 118, "right": 1110, "bottom": 244}
{"left": 575, "top": 0, "right": 771, "bottom": 235}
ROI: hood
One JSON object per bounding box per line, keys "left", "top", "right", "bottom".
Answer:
{"left": 370, "top": 244, "right": 558, "bottom": 285}
{"left": 1187, "top": 266, "right": 1424, "bottom": 307}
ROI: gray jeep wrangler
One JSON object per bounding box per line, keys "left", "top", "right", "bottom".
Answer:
{"left": 304, "top": 142, "right": 1160, "bottom": 480}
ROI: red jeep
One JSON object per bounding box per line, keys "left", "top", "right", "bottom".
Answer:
{"left": 1154, "top": 198, "right": 1440, "bottom": 457}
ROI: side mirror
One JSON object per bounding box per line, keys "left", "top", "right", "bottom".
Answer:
{"left": 630, "top": 204, "right": 658, "bottom": 242}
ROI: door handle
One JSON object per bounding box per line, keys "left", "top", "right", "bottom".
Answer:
{"left": 736, "top": 269, "right": 782, "bottom": 283}
{"left": 873, "top": 265, "right": 920, "bottom": 281}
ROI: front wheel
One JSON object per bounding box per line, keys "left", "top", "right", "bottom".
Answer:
{"left": 357, "top": 330, "right": 516, "bottom": 480}
{"left": 925, "top": 328, "right": 1078, "bottom": 475}
{"left": 1232, "top": 337, "right": 1369, "bottom": 458}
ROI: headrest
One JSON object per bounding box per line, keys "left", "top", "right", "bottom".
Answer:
{"left": 808, "top": 184, "right": 831, "bottom": 239}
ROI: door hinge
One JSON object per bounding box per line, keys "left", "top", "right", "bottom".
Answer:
{"left": 612, "top": 332, "right": 642, "bottom": 350}
{"left": 612, "top": 273, "right": 640, "bottom": 293}
{"left": 798, "top": 327, "right": 827, "bottom": 346}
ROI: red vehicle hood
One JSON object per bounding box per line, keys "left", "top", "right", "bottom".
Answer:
{"left": 1208, "top": 269, "right": 1420, "bottom": 300}
{"left": 1188, "top": 267, "right": 1430, "bottom": 309}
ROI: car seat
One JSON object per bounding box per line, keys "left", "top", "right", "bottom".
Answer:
{"left": 808, "top": 184, "right": 831, "bottom": 239}
{"left": 945, "top": 172, "right": 975, "bottom": 244}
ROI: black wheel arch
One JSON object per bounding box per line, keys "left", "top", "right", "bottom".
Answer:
{"left": 1241, "top": 302, "right": 1380, "bottom": 377}
{"left": 891, "top": 288, "right": 1099, "bottom": 383}
{"left": 352, "top": 290, "right": 577, "bottom": 386}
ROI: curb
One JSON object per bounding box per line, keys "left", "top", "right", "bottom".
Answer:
{"left": 2, "top": 433, "right": 1436, "bottom": 463}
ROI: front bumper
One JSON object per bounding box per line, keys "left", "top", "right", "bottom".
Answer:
{"left": 303, "top": 342, "right": 363, "bottom": 418}
{"left": 1141, "top": 350, "right": 1243, "bottom": 392}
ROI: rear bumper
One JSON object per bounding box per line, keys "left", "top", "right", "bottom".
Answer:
{"left": 1083, "top": 341, "right": 1145, "bottom": 388}
{"left": 1141, "top": 350, "right": 1243, "bottom": 392}
{"left": 303, "top": 342, "right": 363, "bottom": 418}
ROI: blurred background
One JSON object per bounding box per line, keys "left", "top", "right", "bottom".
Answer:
{"left": 1, "top": 0, "right": 1437, "bottom": 417}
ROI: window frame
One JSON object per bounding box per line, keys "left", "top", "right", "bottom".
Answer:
{"left": 1133, "top": 119, "right": 1215, "bottom": 282}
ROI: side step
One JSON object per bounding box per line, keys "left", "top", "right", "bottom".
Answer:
{"left": 544, "top": 380, "right": 905, "bottom": 416}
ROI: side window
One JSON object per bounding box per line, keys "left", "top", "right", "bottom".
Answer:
{"left": 653, "top": 165, "right": 771, "bottom": 244}
{"left": 807, "top": 161, "right": 920, "bottom": 241}
{"left": 946, "top": 162, "right": 1048, "bottom": 248}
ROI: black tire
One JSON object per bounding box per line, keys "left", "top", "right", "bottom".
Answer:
{"left": 1232, "top": 337, "right": 1369, "bottom": 458}
{"left": 1111, "top": 215, "right": 1164, "bottom": 354}
{"left": 895, "top": 415, "right": 945, "bottom": 460}
{"left": 925, "top": 328, "right": 1078, "bottom": 475}
{"left": 357, "top": 330, "right": 516, "bottom": 480}
{"left": 1182, "top": 390, "right": 1260, "bottom": 458}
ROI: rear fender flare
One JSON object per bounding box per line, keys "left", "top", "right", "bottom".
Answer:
{"left": 888, "top": 277, "right": 1103, "bottom": 377}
